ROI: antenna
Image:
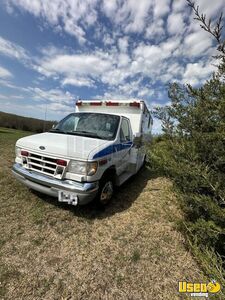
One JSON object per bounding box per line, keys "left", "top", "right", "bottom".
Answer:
{"left": 43, "top": 98, "right": 48, "bottom": 132}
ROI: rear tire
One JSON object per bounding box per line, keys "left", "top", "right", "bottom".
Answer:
{"left": 141, "top": 155, "right": 146, "bottom": 167}
{"left": 96, "top": 175, "right": 114, "bottom": 206}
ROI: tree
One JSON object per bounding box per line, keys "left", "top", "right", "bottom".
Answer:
{"left": 148, "top": 0, "right": 225, "bottom": 286}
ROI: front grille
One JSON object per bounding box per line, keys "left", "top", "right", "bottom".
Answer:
{"left": 21, "top": 151, "right": 67, "bottom": 179}
{"left": 28, "top": 153, "right": 57, "bottom": 176}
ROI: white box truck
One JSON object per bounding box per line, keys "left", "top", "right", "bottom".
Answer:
{"left": 12, "top": 100, "right": 152, "bottom": 206}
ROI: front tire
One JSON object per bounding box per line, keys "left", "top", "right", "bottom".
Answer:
{"left": 96, "top": 175, "right": 114, "bottom": 206}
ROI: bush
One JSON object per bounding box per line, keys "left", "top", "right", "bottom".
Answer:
{"left": 147, "top": 0, "right": 225, "bottom": 288}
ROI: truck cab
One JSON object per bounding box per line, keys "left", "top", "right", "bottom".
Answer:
{"left": 12, "top": 100, "right": 152, "bottom": 206}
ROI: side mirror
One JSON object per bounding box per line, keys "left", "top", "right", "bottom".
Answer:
{"left": 133, "top": 134, "right": 142, "bottom": 147}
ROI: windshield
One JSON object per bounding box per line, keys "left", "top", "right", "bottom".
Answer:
{"left": 50, "top": 113, "right": 120, "bottom": 140}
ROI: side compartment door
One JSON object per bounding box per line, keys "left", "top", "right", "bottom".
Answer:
{"left": 116, "top": 118, "right": 133, "bottom": 174}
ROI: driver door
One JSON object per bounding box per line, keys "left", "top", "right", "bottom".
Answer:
{"left": 117, "top": 117, "right": 132, "bottom": 174}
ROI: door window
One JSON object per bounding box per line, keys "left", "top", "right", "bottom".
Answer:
{"left": 120, "top": 118, "right": 131, "bottom": 142}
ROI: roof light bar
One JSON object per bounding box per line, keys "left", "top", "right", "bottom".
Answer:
{"left": 75, "top": 100, "right": 142, "bottom": 108}
{"left": 90, "top": 102, "right": 102, "bottom": 106}
{"left": 130, "top": 102, "right": 140, "bottom": 108}
{"left": 106, "top": 101, "right": 119, "bottom": 106}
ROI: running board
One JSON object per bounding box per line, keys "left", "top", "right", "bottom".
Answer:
{"left": 127, "top": 162, "right": 137, "bottom": 173}
{"left": 116, "top": 171, "right": 134, "bottom": 186}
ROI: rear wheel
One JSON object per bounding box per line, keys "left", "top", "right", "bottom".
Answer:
{"left": 141, "top": 154, "right": 146, "bottom": 167}
{"left": 96, "top": 175, "right": 114, "bottom": 206}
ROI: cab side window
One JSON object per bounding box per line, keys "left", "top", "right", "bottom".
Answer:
{"left": 120, "top": 118, "right": 131, "bottom": 142}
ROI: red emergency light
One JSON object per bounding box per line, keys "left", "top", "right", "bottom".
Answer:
{"left": 90, "top": 102, "right": 102, "bottom": 106}
{"left": 106, "top": 101, "right": 119, "bottom": 106}
{"left": 130, "top": 102, "right": 140, "bottom": 108}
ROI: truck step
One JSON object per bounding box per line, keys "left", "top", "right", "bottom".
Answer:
{"left": 117, "top": 171, "right": 134, "bottom": 186}
{"left": 127, "top": 162, "right": 137, "bottom": 173}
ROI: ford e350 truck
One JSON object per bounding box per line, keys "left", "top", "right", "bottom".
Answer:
{"left": 12, "top": 100, "right": 153, "bottom": 206}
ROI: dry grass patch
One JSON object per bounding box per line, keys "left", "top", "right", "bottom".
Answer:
{"left": 0, "top": 128, "right": 210, "bottom": 299}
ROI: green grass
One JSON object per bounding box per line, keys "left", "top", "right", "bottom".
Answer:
{"left": 0, "top": 127, "right": 217, "bottom": 300}
{"left": 130, "top": 249, "right": 141, "bottom": 263}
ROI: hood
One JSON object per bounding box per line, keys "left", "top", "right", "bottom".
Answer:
{"left": 16, "top": 132, "right": 110, "bottom": 160}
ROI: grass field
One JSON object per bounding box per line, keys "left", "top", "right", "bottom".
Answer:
{"left": 0, "top": 127, "right": 207, "bottom": 299}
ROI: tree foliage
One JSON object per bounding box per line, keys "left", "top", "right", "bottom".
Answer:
{"left": 148, "top": 0, "right": 225, "bottom": 281}
{"left": 0, "top": 111, "right": 55, "bottom": 133}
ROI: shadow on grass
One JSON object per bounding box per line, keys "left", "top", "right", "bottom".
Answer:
{"left": 32, "top": 166, "right": 156, "bottom": 219}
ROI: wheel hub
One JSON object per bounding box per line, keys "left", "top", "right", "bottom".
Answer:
{"left": 100, "top": 181, "right": 113, "bottom": 203}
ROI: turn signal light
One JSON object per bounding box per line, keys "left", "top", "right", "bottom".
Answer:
{"left": 21, "top": 150, "right": 29, "bottom": 156}
{"left": 56, "top": 159, "right": 67, "bottom": 166}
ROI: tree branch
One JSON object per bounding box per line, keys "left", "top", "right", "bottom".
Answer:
{"left": 187, "top": 0, "right": 225, "bottom": 55}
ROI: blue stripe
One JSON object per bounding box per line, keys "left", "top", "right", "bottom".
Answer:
{"left": 93, "top": 142, "right": 133, "bottom": 159}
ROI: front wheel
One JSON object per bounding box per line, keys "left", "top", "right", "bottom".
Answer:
{"left": 96, "top": 176, "right": 114, "bottom": 206}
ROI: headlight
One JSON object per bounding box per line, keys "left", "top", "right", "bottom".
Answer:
{"left": 15, "top": 146, "right": 21, "bottom": 158}
{"left": 68, "top": 160, "right": 98, "bottom": 176}
{"left": 87, "top": 162, "right": 98, "bottom": 176}
{"left": 68, "top": 160, "right": 86, "bottom": 175}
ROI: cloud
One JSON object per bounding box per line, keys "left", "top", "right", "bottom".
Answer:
{"left": 145, "top": 18, "right": 165, "bottom": 40}
{"left": 102, "top": 0, "right": 117, "bottom": 17}
{"left": 0, "top": 93, "right": 24, "bottom": 100}
{"left": 0, "top": 93, "right": 10, "bottom": 100}
{"left": 167, "top": 12, "right": 185, "bottom": 35}
{"left": 153, "top": 0, "right": 170, "bottom": 18}
{"left": 102, "top": 33, "right": 114, "bottom": 46}
{"left": 137, "top": 87, "right": 154, "bottom": 98}
{"left": 35, "top": 101, "right": 73, "bottom": 114}
{"left": 6, "top": 0, "right": 98, "bottom": 43}
{"left": 160, "top": 62, "right": 184, "bottom": 83}
{"left": 123, "top": 0, "right": 152, "bottom": 33}
{"left": 38, "top": 52, "right": 113, "bottom": 85}
{"left": 0, "top": 36, "right": 29, "bottom": 61}
{"left": 5, "top": 0, "right": 169, "bottom": 39}
{"left": 61, "top": 77, "right": 94, "bottom": 87}
{"left": 118, "top": 37, "right": 129, "bottom": 53}
{"left": 28, "top": 87, "right": 74, "bottom": 103}
{"left": 194, "top": 0, "right": 225, "bottom": 18}
{"left": 183, "top": 29, "right": 213, "bottom": 58}
{"left": 131, "top": 38, "right": 181, "bottom": 80}
{"left": 0, "top": 65, "right": 13, "bottom": 78}
{"left": 172, "top": 0, "right": 187, "bottom": 13}
{"left": 36, "top": 46, "right": 133, "bottom": 87}
{"left": 2, "top": 0, "right": 220, "bottom": 124}
{"left": 182, "top": 61, "right": 216, "bottom": 85}
{"left": 35, "top": 23, "right": 216, "bottom": 93}
{"left": 0, "top": 83, "right": 75, "bottom": 121}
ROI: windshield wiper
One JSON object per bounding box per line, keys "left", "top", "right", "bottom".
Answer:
{"left": 49, "top": 128, "right": 67, "bottom": 134}
{"left": 67, "top": 130, "right": 105, "bottom": 139}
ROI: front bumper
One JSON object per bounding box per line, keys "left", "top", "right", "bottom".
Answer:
{"left": 12, "top": 163, "right": 99, "bottom": 205}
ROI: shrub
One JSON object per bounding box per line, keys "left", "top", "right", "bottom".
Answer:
{"left": 147, "top": 0, "right": 225, "bottom": 287}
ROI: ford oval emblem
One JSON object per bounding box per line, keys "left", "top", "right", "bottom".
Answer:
{"left": 39, "top": 146, "right": 45, "bottom": 150}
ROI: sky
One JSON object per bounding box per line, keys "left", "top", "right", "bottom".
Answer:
{"left": 0, "top": 0, "right": 224, "bottom": 133}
